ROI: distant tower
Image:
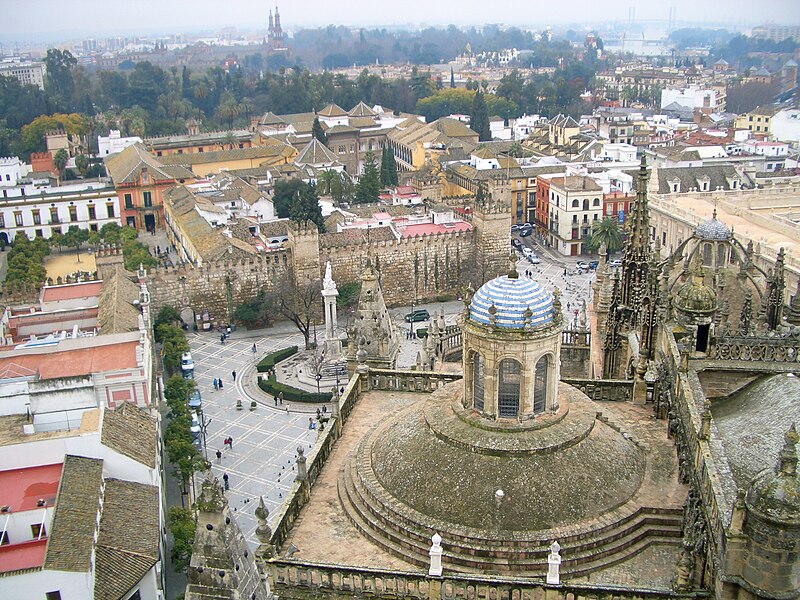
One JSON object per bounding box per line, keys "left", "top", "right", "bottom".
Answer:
{"left": 268, "top": 5, "right": 284, "bottom": 50}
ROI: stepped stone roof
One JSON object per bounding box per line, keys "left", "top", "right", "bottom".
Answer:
{"left": 101, "top": 403, "right": 157, "bottom": 468}
{"left": 318, "top": 103, "right": 347, "bottom": 117}
{"left": 349, "top": 101, "right": 376, "bottom": 117}
{"left": 44, "top": 455, "right": 104, "bottom": 572}
{"left": 94, "top": 479, "right": 159, "bottom": 600}
{"left": 295, "top": 138, "right": 339, "bottom": 166}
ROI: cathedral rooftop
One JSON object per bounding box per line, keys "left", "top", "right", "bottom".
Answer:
{"left": 469, "top": 275, "right": 554, "bottom": 329}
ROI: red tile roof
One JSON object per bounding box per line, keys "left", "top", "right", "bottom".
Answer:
{"left": 41, "top": 282, "right": 103, "bottom": 303}
{"left": 397, "top": 222, "right": 472, "bottom": 237}
{"left": 0, "top": 539, "right": 48, "bottom": 573}
{"left": 0, "top": 463, "right": 62, "bottom": 512}
{"left": 0, "top": 341, "right": 140, "bottom": 380}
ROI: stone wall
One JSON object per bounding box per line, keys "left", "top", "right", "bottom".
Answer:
{"left": 320, "top": 231, "right": 477, "bottom": 307}
{"left": 146, "top": 252, "right": 290, "bottom": 322}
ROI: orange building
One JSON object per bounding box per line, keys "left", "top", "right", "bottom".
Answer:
{"left": 104, "top": 143, "right": 194, "bottom": 232}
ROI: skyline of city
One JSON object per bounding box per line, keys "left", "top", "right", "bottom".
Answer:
{"left": 2, "top": 0, "right": 800, "bottom": 45}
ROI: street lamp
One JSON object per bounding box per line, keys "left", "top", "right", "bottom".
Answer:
{"left": 197, "top": 407, "right": 211, "bottom": 461}
{"left": 315, "top": 372, "right": 322, "bottom": 396}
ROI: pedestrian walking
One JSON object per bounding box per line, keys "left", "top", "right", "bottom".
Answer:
{"left": 220, "top": 334, "right": 225, "bottom": 345}
{"left": 274, "top": 395, "right": 278, "bottom": 406}
{"left": 223, "top": 473, "right": 229, "bottom": 490}
{"left": 278, "top": 392, "right": 284, "bottom": 405}
{"left": 213, "top": 378, "right": 218, "bottom": 391}
{"left": 252, "top": 343, "right": 257, "bottom": 353}
{"left": 232, "top": 370, "right": 237, "bottom": 382}
{"left": 215, "top": 449, "right": 222, "bottom": 462}
{"left": 218, "top": 378, "right": 223, "bottom": 390}
{"left": 228, "top": 436, "right": 233, "bottom": 449}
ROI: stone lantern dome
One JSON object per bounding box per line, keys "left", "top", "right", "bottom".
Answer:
{"left": 463, "top": 261, "right": 562, "bottom": 420}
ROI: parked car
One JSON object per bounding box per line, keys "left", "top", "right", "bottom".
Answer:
{"left": 609, "top": 259, "right": 622, "bottom": 268}
{"left": 190, "top": 413, "right": 201, "bottom": 440}
{"left": 528, "top": 254, "right": 541, "bottom": 264}
{"left": 512, "top": 238, "right": 522, "bottom": 249}
{"left": 181, "top": 352, "right": 194, "bottom": 373}
{"left": 576, "top": 260, "right": 590, "bottom": 271}
{"left": 188, "top": 390, "right": 202, "bottom": 410}
{"left": 511, "top": 224, "right": 522, "bottom": 232}
{"left": 522, "top": 246, "right": 534, "bottom": 257}
{"left": 405, "top": 309, "right": 430, "bottom": 323}
{"left": 589, "top": 260, "right": 599, "bottom": 270}
{"left": 519, "top": 225, "right": 533, "bottom": 237}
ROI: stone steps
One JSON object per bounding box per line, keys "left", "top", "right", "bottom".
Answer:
{"left": 338, "top": 455, "right": 683, "bottom": 577}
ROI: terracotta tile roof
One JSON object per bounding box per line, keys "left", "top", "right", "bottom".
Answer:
{"left": 159, "top": 143, "right": 296, "bottom": 167}
{"left": 0, "top": 338, "right": 140, "bottom": 380}
{"left": 94, "top": 479, "right": 159, "bottom": 600}
{"left": 97, "top": 268, "right": 142, "bottom": 335}
{"left": 295, "top": 138, "right": 339, "bottom": 166}
{"left": 41, "top": 281, "right": 103, "bottom": 303}
{"left": 349, "top": 101, "right": 376, "bottom": 117}
{"left": 43, "top": 455, "right": 104, "bottom": 572}
{"left": 318, "top": 103, "right": 347, "bottom": 117}
{"left": 105, "top": 143, "right": 194, "bottom": 185}
{"left": 101, "top": 404, "right": 157, "bottom": 468}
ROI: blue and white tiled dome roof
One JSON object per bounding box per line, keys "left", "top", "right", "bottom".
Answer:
{"left": 695, "top": 210, "right": 731, "bottom": 241}
{"left": 469, "top": 275, "right": 554, "bottom": 329}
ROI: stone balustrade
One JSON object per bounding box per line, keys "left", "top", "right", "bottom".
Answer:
{"left": 563, "top": 378, "right": 633, "bottom": 402}
{"left": 269, "top": 559, "right": 709, "bottom": 600}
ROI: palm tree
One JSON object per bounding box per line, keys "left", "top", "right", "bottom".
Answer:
{"left": 589, "top": 217, "right": 623, "bottom": 258}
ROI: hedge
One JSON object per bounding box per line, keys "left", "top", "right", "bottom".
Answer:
{"left": 256, "top": 346, "right": 298, "bottom": 373}
{"left": 258, "top": 375, "right": 332, "bottom": 403}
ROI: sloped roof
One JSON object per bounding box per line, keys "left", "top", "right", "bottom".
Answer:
{"left": 101, "top": 403, "right": 157, "bottom": 468}
{"left": 159, "top": 144, "right": 296, "bottom": 167}
{"left": 97, "top": 268, "right": 141, "bottom": 335}
{"left": 256, "top": 111, "right": 287, "bottom": 126}
{"left": 431, "top": 117, "right": 479, "bottom": 140}
{"left": 94, "top": 479, "right": 159, "bottom": 600}
{"left": 44, "top": 455, "right": 104, "bottom": 572}
{"left": 295, "top": 138, "right": 339, "bottom": 166}
{"left": 105, "top": 143, "right": 194, "bottom": 185}
{"left": 318, "top": 103, "right": 347, "bottom": 117}
{"left": 349, "top": 101, "right": 376, "bottom": 117}
{"left": 654, "top": 165, "right": 743, "bottom": 194}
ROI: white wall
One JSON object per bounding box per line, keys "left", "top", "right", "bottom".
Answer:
{"left": 771, "top": 109, "right": 800, "bottom": 143}
{"left": 0, "top": 506, "right": 54, "bottom": 547}
{"left": 0, "top": 158, "right": 22, "bottom": 186}
{"left": 0, "top": 569, "right": 91, "bottom": 599}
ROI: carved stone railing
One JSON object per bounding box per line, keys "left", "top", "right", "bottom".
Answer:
{"left": 562, "top": 328, "right": 591, "bottom": 346}
{"left": 563, "top": 377, "right": 633, "bottom": 402}
{"left": 269, "top": 559, "right": 710, "bottom": 600}
{"left": 706, "top": 335, "right": 800, "bottom": 363}
{"left": 369, "top": 369, "right": 463, "bottom": 393}
{"left": 434, "top": 325, "right": 463, "bottom": 361}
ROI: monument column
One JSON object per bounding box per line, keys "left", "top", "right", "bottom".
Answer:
{"left": 322, "top": 261, "right": 341, "bottom": 358}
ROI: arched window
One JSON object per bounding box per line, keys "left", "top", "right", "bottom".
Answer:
{"left": 472, "top": 352, "right": 485, "bottom": 411}
{"left": 716, "top": 244, "right": 727, "bottom": 267}
{"left": 702, "top": 243, "right": 712, "bottom": 266}
{"left": 571, "top": 199, "right": 579, "bottom": 208}
{"left": 498, "top": 359, "right": 521, "bottom": 418}
{"left": 593, "top": 198, "right": 600, "bottom": 207}
{"left": 533, "top": 355, "right": 549, "bottom": 414}
{"left": 582, "top": 198, "right": 589, "bottom": 211}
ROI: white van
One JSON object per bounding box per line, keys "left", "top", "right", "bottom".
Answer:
{"left": 181, "top": 352, "right": 194, "bottom": 373}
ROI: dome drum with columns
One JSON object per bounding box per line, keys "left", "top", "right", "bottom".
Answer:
{"left": 462, "top": 260, "right": 562, "bottom": 421}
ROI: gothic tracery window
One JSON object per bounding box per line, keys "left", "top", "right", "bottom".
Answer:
{"left": 498, "top": 359, "right": 521, "bottom": 418}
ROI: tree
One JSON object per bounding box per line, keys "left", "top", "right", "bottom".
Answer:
{"left": 273, "top": 179, "right": 324, "bottom": 231}
{"left": 380, "top": 146, "right": 399, "bottom": 187}
{"left": 507, "top": 142, "right": 524, "bottom": 158}
{"left": 276, "top": 275, "right": 320, "bottom": 350}
{"left": 168, "top": 507, "right": 196, "bottom": 573}
{"left": 311, "top": 116, "right": 328, "bottom": 145}
{"left": 589, "top": 217, "right": 623, "bottom": 256}
{"left": 317, "top": 169, "right": 350, "bottom": 204}
{"left": 44, "top": 49, "right": 77, "bottom": 109}
{"left": 74, "top": 154, "right": 89, "bottom": 177}
{"left": 159, "top": 323, "right": 190, "bottom": 373}
{"left": 470, "top": 90, "right": 491, "bottom": 141}
{"left": 450, "top": 67, "right": 456, "bottom": 88}
{"left": 62, "top": 225, "right": 89, "bottom": 263}
{"left": 154, "top": 305, "right": 182, "bottom": 339}
{"left": 355, "top": 151, "right": 381, "bottom": 204}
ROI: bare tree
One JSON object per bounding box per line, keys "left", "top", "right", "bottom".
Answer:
{"left": 276, "top": 275, "right": 321, "bottom": 350}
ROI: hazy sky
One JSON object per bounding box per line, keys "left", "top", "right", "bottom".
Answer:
{"left": 4, "top": 0, "right": 800, "bottom": 42}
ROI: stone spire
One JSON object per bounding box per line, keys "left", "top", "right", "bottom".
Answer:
{"left": 788, "top": 279, "right": 800, "bottom": 326}
{"left": 766, "top": 248, "right": 786, "bottom": 330}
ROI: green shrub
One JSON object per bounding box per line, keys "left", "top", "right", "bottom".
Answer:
{"left": 258, "top": 375, "right": 332, "bottom": 403}
{"left": 256, "top": 346, "right": 298, "bottom": 373}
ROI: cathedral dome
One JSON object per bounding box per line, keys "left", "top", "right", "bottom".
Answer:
{"left": 674, "top": 278, "right": 716, "bottom": 314}
{"left": 695, "top": 210, "right": 732, "bottom": 241}
{"left": 746, "top": 426, "right": 800, "bottom": 524}
{"left": 469, "top": 275, "right": 554, "bottom": 329}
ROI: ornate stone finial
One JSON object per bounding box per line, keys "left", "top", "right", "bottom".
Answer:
{"left": 547, "top": 540, "right": 562, "bottom": 584}
{"left": 700, "top": 400, "right": 712, "bottom": 440}
{"left": 523, "top": 306, "right": 533, "bottom": 331}
{"left": 428, "top": 533, "right": 443, "bottom": 576}
{"left": 488, "top": 302, "right": 497, "bottom": 326}
{"left": 777, "top": 424, "right": 799, "bottom": 476}
{"left": 552, "top": 287, "right": 562, "bottom": 318}
{"left": 508, "top": 252, "right": 519, "bottom": 279}
{"left": 196, "top": 475, "right": 227, "bottom": 513}
{"left": 599, "top": 241, "right": 608, "bottom": 263}
{"left": 255, "top": 496, "right": 272, "bottom": 541}
{"left": 296, "top": 445, "right": 308, "bottom": 481}
{"left": 580, "top": 299, "right": 588, "bottom": 331}
{"left": 673, "top": 544, "right": 694, "bottom": 591}
{"left": 356, "top": 335, "right": 368, "bottom": 365}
